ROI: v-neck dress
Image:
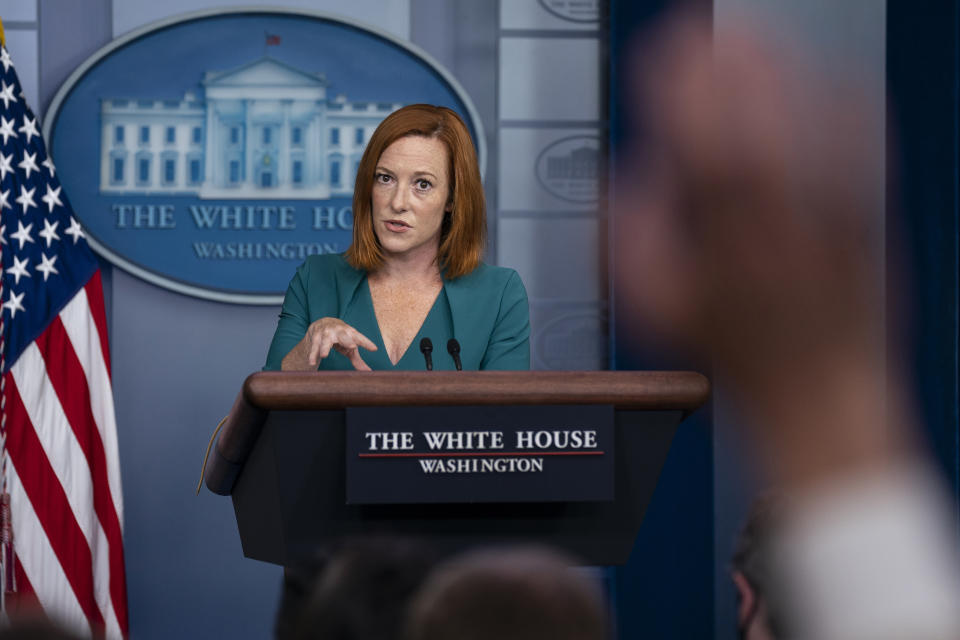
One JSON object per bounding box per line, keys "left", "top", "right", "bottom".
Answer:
{"left": 346, "top": 280, "right": 454, "bottom": 370}
{"left": 264, "top": 253, "right": 529, "bottom": 371}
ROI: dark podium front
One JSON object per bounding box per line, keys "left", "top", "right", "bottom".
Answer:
{"left": 205, "top": 371, "right": 709, "bottom": 567}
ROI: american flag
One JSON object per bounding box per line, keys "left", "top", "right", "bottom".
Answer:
{"left": 0, "top": 44, "right": 128, "bottom": 637}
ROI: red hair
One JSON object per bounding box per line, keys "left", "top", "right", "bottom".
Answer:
{"left": 345, "top": 104, "right": 485, "bottom": 279}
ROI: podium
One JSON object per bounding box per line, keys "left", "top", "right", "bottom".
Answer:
{"left": 206, "top": 371, "right": 708, "bottom": 567}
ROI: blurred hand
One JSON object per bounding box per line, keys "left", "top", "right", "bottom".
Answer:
{"left": 281, "top": 317, "right": 378, "bottom": 371}
{"left": 614, "top": 13, "right": 904, "bottom": 486}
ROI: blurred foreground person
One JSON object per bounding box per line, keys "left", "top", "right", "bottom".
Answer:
{"left": 616, "top": 11, "right": 960, "bottom": 640}
{"left": 287, "top": 537, "right": 434, "bottom": 640}
{"left": 406, "top": 546, "right": 607, "bottom": 640}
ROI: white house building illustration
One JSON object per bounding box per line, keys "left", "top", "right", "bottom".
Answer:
{"left": 99, "top": 57, "right": 402, "bottom": 199}
{"left": 546, "top": 146, "right": 598, "bottom": 181}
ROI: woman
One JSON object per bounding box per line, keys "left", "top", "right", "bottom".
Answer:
{"left": 264, "top": 104, "right": 529, "bottom": 371}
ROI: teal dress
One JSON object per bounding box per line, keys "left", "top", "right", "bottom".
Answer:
{"left": 264, "top": 253, "right": 530, "bottom": 371}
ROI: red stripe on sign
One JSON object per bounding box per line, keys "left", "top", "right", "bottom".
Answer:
{"left": 84, "top": 272, "right": 112, "bottom": 379}
{"left": 5, "top": 380, "right": 106, "bottom": 634}
{"left": 358, "top": 451, "right": 606, "bottom": 458}
{"left": 36, "top": 317, "right": 128, "bottom": 633}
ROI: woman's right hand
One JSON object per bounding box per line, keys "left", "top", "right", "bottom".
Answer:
{"left": 280, "top": 317, "right": 378, "bottom": 371}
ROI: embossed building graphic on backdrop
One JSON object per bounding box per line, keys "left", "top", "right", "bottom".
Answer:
{"left": 536, "top": 135, "right": 600, "bottom": 203}
{"left": 99, "top": 57, "right": 400, "bottom": 199}
{"left": 545, "top": 146, "right": 597, "bottom": 180}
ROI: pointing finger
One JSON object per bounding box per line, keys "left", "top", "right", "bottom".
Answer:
{"left": 351, "top": 330, "right": 378, "bottom": 352}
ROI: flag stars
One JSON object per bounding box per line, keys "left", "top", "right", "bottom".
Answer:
{"left": 3, "top": 290, "right": 24, "bottom": 319}
{"left": 0, "top": 49, "right": 12, "bottom": 73}
{"left": 41, "top": 184, "right": 61, "bottom": 213}
{"left": 15, "top": 185, "right": 35, "bottom": 214}
{"left": 0, "top": 153, "right": 12, "bottom": 182}
{"left": 0, "top": 116, "right": 17, "bottom": 145}
{"left": 18, "top": 151, "right": 38, "bottom": 179}
{"left": 10, "top": 220, "right": 33, "bottom": 250}
{"left": 7, "top": 255, "right": 29, "bottom": 285}
{"left": 0, "top": 189, "right": 10, "bottom": 212}
{"left": 39, "top": 219, "right": 59, "bottom": 247}
{"left": 65, "top": 217, "right": 84, "bottom": 244}
{"left": 18, "top": 116, "right": 38, "bottom": 144}
{"left": 0, "top": 81, "right": 16, "bottom": 110}
{"left": 42, "top": 156, "right": 55, "bottom": 178}
{"left": 36, "top": 253, "right": 58, "bottom": 282}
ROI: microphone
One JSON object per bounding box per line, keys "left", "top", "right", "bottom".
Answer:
{"left": 446, "top": 339, "right": 462, "bottom": 371}
{"left": 419, "top": 337, "right": 434, "bottom": 371}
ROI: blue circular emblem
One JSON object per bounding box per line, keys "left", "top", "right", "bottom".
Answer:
{"left": 44, "top": 9, "right": 484, "bottom": 304}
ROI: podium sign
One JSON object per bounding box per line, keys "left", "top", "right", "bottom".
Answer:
{"left": 345, "top": 405, "right": 614, "bottom": 504}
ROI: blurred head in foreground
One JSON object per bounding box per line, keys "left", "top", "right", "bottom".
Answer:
{"left": 291, "top": 537, "right": 435, "bottom": 640}
{"left": 406, "top": 546, "right": 607, "bottom": 640}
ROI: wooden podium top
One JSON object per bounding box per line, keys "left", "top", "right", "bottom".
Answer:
{"left": 242, "top": 370, "right": 710, "bottom": 410}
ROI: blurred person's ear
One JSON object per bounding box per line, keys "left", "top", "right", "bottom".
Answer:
{"left": 732, "top": 570, "right": 757, "bottom": 628}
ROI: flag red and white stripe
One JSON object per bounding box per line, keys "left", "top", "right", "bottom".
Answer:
{"left": 6, "top": 274, "right": 128, "bottom": 638}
